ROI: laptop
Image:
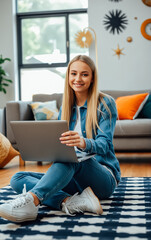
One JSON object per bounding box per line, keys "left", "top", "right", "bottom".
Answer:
{"left": 10, "top": 120, "right": 94, "bottom": 163}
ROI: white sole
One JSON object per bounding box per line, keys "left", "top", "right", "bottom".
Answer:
{"left": 0, "top": 211, "right": 37, "bottom": 223}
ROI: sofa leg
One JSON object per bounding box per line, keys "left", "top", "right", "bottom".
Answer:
{"left": 19, "top": 155, "right": 25, "bottom": 166}
{"left": 37, "top": 161, "right": 42, "bottom": 166}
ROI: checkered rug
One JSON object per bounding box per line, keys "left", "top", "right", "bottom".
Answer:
{"left": 0, "top": 177, "right": 151, "bottom": 240}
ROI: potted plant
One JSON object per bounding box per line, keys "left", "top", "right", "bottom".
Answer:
{"left": 0, "top": 55, "right": 12, "bottom": 94}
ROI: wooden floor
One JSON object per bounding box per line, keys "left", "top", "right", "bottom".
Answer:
{"left": 0, "top": 153, "right": 151, "bottom": 188}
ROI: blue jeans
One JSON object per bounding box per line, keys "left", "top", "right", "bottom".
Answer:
{"left": 10, "top": 158, "right": 117, "bottom": 210}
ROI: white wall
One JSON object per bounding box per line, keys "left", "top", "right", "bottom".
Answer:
{"left": 88, "top": 0, "right": 151, "bottom": 91}
{"left": 0, "top": 0, "right": 150, "bottom": 109}
{"left": 0, "top": 0, "right": 18, "bottom": 108}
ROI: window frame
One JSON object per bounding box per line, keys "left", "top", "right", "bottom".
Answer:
{"left": 16, "top": 7, "right": 87, "bottom": 99}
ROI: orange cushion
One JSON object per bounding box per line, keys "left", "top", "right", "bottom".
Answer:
{"left": 116, "top": 93, "right": 149, "bottom": 120}
{"left": 0, "top": 133, "right": 20, "bottom": 168}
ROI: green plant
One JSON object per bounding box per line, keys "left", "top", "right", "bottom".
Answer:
{"left": 0, "top": 55, "right": 12, "bottom": 94}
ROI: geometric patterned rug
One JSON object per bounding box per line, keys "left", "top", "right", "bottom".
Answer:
{"left": 0, "top": 177, "right": 151, "bottom": 240}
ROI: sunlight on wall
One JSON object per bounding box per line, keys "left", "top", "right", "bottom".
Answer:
{"left": 21, "top": 68, "right": 65, "bottom": 100}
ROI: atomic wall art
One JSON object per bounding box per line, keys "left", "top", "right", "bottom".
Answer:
{"left": 112, "top": 44, "right": 125, "bottom": 59}
{"left": 103, "top": 10, "right": 128, "bottom": 34}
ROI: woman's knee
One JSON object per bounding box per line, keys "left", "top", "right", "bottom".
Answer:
{"left": 10, "top": 171, "right": 25, "bottom": 193}
{"left": 96, "top": 176, "right": 117, "bottom": 200}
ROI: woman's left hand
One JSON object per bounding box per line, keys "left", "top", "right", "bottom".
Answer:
{"left": 60, "top": 131, "right": 86, "bottom": 149}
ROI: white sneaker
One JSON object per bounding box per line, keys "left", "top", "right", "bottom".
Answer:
{"left": 62, "top": 186, "right": 103, "bottom": 215}
{"left": 0, "top": 184, "right": 39, "bottom": 222}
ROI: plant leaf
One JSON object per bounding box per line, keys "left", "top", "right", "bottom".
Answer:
{"left": 3, "top": 79, "right": 12, "bottom": 83}
{"left": 0, "top": 55, "right": 11, "bottom": 64}
{"left": 2, "top": 88, "right": 6, "bottom": 94}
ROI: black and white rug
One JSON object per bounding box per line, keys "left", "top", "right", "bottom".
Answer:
{"left": 0, "top": 177, "right": 151, "bottom": 240}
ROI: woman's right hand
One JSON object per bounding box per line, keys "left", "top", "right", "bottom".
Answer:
{"left": 60, "top": 131, "right": 86, "bottom": 149}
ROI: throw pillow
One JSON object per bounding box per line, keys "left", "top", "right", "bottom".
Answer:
{"left": 116, "top": 93, "right": 149, "bottom": 120}
{"left": 137, "top": 94, "right": 151, "bottom": 119}
{"left": 30, "top": 101, "right": 59, "bottom": 121}
{"left": 0, "top": 133, "right": 20, "bottom": 168}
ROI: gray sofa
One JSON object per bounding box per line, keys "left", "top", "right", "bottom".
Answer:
{"left": 5, "top": 90, "right": 151, "bottom": 152}
{"left": 0, "top": 108, "right": 6, "bottom": 136}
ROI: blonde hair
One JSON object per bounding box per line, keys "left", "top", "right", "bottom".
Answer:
{"left": 61, "top": 55, "right": 108, "bottom": 138}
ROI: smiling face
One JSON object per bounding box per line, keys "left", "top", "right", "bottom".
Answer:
{"left": 69, "top": 60, "right": 93, "bottom": 98}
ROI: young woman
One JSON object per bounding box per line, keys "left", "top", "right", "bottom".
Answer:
{"left": 0, "top": 55, "right": 121, "bottom": 222}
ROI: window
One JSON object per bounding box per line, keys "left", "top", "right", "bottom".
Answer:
{"left": 16, "top": 0, "right": 88, "bottom": 100}
{"left": 21, "top": 17, "right": 67, "bottom": 65}
{"left": 17, "top": 0, "right": 88, "bottom": 12}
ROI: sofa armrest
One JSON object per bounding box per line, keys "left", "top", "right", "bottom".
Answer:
{"left": 0, "top": 108, "right": 6, "bottom": 135}
{"left": 6, "top": 101, "right": 33, "bottom": 145}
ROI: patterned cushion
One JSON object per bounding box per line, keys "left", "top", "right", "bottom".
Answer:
{"left": 138, "top": 94, "right": 151, "bottom": 119}
{"left": 30, "top": 101, "right": 59, "bottom": 120}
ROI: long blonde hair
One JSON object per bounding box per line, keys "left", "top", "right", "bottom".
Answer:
{"left": 61, "top": 55, "right": 107, "bottom": 138}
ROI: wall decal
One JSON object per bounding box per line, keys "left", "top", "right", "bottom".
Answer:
{"left": 140, "top": 19, "right": 151, "bottom": 40}
{"left": 103, "top": 10, "right": 128, "bottom": 34}
{"left": 75, "top": 29, "right": 93, "bottom": 48}
{"left": 112, "top": 44, "right": 125, "bottom": 59}
{"left": 142, "top": 0, "right": 151, "bottom": 7}
{"left": 127, "top": 36, "right": 133, "bottom": 42}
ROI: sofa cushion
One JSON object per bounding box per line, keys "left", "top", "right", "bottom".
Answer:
{"left": 114, "top": 119, "right": 151, "bottom": 137}
{"left": 113, "top": 137, "right": 151, "bottom": 151}
{"left": 116, "top": 93, "right": 149, "bottom": 120}
{"left": 30, "top": 101, "right": 59, "bottom": 120}
{"left": 138, "top": 94, "right": 151, "bottom": 119}
{"left": 102, "top": 90, "right": 150, "bottom": 100}
{"left": 32, "top": 93, "right": 63, "bottom": 110}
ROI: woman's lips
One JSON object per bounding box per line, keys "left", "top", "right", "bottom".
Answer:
{"left": 73, "top": 83, "right": 84, "bottom": 87}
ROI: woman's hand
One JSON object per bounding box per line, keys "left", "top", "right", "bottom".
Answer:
{"left": 60, "top": 131, "right": 86, "bottom": 149}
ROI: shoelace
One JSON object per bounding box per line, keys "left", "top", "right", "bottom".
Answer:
{"left": 7, "top": 184, "right": 31, "bottom": 208}
{"left": 62, "top": 192, "right": 84, "bottom": 216}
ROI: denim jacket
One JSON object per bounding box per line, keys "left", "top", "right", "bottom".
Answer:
{"left": 58, "top": 95, "right": 121, "bottom": 183}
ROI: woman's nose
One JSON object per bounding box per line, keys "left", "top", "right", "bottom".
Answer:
{"left": 75, "top": 74, "right": 81, "bottom": 81}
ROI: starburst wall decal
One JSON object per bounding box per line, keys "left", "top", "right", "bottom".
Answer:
{"left": 112, "top": 44, "right": 125, "bottom": 59}
{"left": 75, "top": 29, "right": 93, "bottom": 48}
{"left": 103, "top": 10, "right": 128, "bottom": 34}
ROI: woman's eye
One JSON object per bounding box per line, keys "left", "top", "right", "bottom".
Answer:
{"left": 71, "top": 72, "right": 76, "bottom": 75}
{"left": 82, "top": 74, "right": 88, "bottom": 77}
